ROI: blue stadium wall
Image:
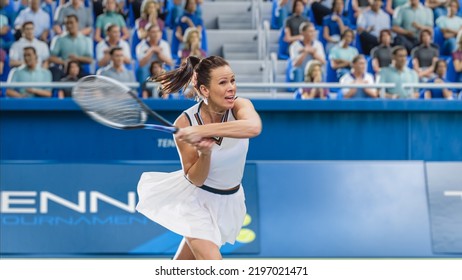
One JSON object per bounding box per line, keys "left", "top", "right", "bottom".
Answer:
{"left": 1, "top": 99, "right": 462, "bottom": 257}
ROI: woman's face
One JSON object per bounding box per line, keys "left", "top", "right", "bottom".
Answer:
{"left": 311, "top": 65, "right": 322, "bottom": 79}
{"left": 69, "top": 63, "right": 80, "bottom": 76}
{"left": 146, "top": 2, "right": 157, "bottom": 14}
{"left": 449, "top": 1, "right": 459, "bottom": 16}
{"left": 202, "top": 65, "right": 236, "bottom": 110}
{"left": 343, "top": 31, "right": 353, "bottom": 45}
{"left": 186, "top": 0, "right": 196, "bottom": 12}
{"left": 421, "top": 32, "right": 431, "bottom": 45}
{"left": 334, "top": 0, "right": 344, "bottom": 13}
{"left": 436, "top": 62, "right": 447, "bottom": 77}
{"left": 294, "top": 1, "right": 304, "bottom": 14}
{"left": 381, "top": 32, "right": 391, "bottom": 45}
{"left": 188, "top": 31, "right": 200, "bottom": 44}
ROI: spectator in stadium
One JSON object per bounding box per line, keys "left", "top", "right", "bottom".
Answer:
{"left": 289, "top": 22, "right": 326, "bottom": 82}
{"left": 283, "top": 0, "right": 309, "bottom": 45}
{"left": 351, "top": 0, "right": 371, "bottom": 19}
{"left": 169, "top": 0, "right": 202, "bottom": 27}
{"left": 0, "top": 0, "right": 16, "bottom": 26}
{"left": 0, "top": 8, "right": 14, "bottom": 51}
{"left": 49, "top": 14, "right": 93, "bottom": 78}
{"left": 323, "top": 0, "right": 351, "bottom": 52}
{"left": 13, "top": 0, "right": 50, "bottom": 42}
{"left": 436, "top": 0, "right": 462, "bottom": 55}
{"left": 328, "top": 29, "right": 359, "bottom": 80}
{"left": 340, "top": 54, "right": 378, "bottom": 99}
{"left": 425, "top": 0, "right": 449, "bottom": 20}
{"left": 136, "top": 24, "right": 173, "bottom": 82}
{"left": 0, "top": 47, "right": 5, "bottom": 76}
{"left": 385, "top": 0, "right": 408, "bottom": 16}
{"left": 452, "top": 31, "right": 462, "bottom": 82}
{"left": 357, "top": 0, "right": 391, "bottom": 55}
{"left": 175, "top": 0, "right": 203, "bottom": 44}
{"left": 57, "top": 60, "right": 82, "bottom": 98}
{"left": 180, "top": 27, "right": 206, "bottom": 64}
{"left": 94, "top": 0, "right": 130, "bottom": 43}
{"left": 6, "top": 46, "right": 53, "bottom": 98}
{"left": 98, "top": 47, "right": 136, "bottom": 83}
{"left": 135, "top": 0, "right": 165, "bottom": 40}
{"left": 9, "top": 21, "right": 49, "bottom": 68}
{"left": 299, "top": 60, "right": 327, "bottom": 99}
{"left": 53, "top": 0, "right": 93, "bottom": 37}
{"left": 95, "top": 24, "right": 131, "bottom": 68}
{"left": 378, "top": 46, "right": 419, "bottom": 99}
{"left": 142, "top": 60, "right": 165, "bottom": 99}
{"left": 392, "top": 0, "right": 434, "bottom": 53}
{"left": 310, "top": 0, "right": 333, "bottom": 26}
{"left": 423, "top": 59, "right": 454, "bottom": 99}
{"left": 371, "top": 29, "right": 393, "bottom": 75}
{"left": 411, "top": 29, "right": 439, "bottom": 82}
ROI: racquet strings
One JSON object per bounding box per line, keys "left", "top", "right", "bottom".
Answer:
{"left": 73, "top": 76, "right": 147, "bottom": 127}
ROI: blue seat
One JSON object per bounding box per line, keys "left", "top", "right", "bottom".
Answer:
{"left": 0, "top": 53, "right": 10, "bottom": 82}
{"left": 293, "top": 88, "right": 303, "bottom": 99}
{"left": 270, "top": 0, "right": 280, "bottom": 29}
{"left": 346, "top": 0, "right": 357, "bottom": 28}
{"left": 365, "top": 55, "right": 372, "bottom": 72}
{"left": 278, "top": 27, "right": 290, "bottom": 60}
{"left": 355, "top": 33, "right": 363, "bottom": 54}
{"left": 446, "top": 57, "right": 457, "bottom": 82}
{"left": 131, "top": 30, "right": 141, "bottom": 59}
{"left": 433, "top": 27, "right": 447, "bottom": 54}
{"left": 163, "top": 0, "right": 176, "bottom": 29}
{"left": 326, "top": 59, "right": 338, "bottom": 83}
{"left": 127, "top": 1, "right": 136, "bottom": 28}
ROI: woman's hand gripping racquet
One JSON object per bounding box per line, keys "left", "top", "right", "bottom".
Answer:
{"left": 72, "top": 75, "right": 178, "bottom": 134}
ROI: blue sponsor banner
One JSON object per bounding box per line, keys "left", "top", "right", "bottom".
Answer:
{"left": 0, "top": 161, "right": 260, "bottom": 256}
{"left": 425, "top": 162, "right": 462, "bottom": 254}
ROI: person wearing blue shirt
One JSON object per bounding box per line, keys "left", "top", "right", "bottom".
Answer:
{"left": 423, "top": 59, "right": 454, "bottom": 99}
{"left": 175, "top": 0, "right": 203, "bottom": 44}
{"left": 323, "top": 0, "right": 351, "bottom": 52}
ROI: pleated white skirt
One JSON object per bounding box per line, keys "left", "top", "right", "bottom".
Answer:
{"left": 136, "top": 170, "right": 247, "bottom": 247}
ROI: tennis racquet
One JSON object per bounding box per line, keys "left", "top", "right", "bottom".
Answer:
{"left": 72, "top": 75, "right": 178, "bottom": 134}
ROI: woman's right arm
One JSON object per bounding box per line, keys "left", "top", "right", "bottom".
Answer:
{"left": 174, "top": 114, "right": 215, "bottom": 186}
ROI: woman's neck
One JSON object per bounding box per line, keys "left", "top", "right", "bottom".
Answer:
{"left": 202, "top": 103, "right": 226, "bottom": 123}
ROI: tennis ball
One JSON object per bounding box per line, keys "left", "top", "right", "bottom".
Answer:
{"left": 236, "top": 228, "right": 256, "bottom": 243}
{"left": 242, "top": 214, "right": 252, "bottom": 226}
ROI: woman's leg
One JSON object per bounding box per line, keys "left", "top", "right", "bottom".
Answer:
{"left": 185, "top": 237, "right": 222, "bottom": 260}
{"left": 173, "top": 237, "right": 196, "bottom": 260}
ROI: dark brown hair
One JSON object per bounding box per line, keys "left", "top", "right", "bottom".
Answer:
{"left": 155, "top": 56, "right": 229, "bottom": 96}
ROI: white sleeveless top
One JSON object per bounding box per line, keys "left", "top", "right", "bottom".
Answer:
{"left": 182, "top": 101, "right": 249, "bottom": 190}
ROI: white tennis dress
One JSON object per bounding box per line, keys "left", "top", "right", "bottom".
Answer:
{"left": 136, "top": 101, "right": 249, "bottom": 246}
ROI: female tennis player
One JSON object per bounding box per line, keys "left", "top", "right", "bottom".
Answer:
{"left": 136, "top": 56, "right": 262, "bottom": 260}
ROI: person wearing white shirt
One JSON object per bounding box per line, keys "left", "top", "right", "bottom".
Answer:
{"left": 357, "top": 0, "right": 391, "bottom": 55}
{"left": 13, "top": 0, "right": 50, "bottom": 42}
{"left": 136, "top": 24, "right": 173, "bottom": 82}
{"left": 9, "top": 21, "right": 50, "bottom": 68}
{"left": 289, "top": 22, "right": 326, "bottom": 82}
{"left": 95, "top": 24, "right": 131, "bottom": 68}
{"left": 340, "top": 55, "right": 378, "bottom": 99}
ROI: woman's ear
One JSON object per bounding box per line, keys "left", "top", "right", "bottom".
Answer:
{"left": 200, "top": 84, "right": 209, "bottom": 99}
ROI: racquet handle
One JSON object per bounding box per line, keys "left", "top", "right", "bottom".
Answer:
{"left": 143, "top": 124, "right": 179, "bottom": 134}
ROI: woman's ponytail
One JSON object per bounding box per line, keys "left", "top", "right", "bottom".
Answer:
{"left": 155, "top": 56, "right": 201, "bottom": 95}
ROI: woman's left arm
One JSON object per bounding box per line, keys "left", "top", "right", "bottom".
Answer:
{"left": 176, "top": 98, "right": 262, "bottom": 144}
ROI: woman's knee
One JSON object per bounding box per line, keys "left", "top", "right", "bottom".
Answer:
{"left": 186, "top": 238, "right": 222, "bottom": 260}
